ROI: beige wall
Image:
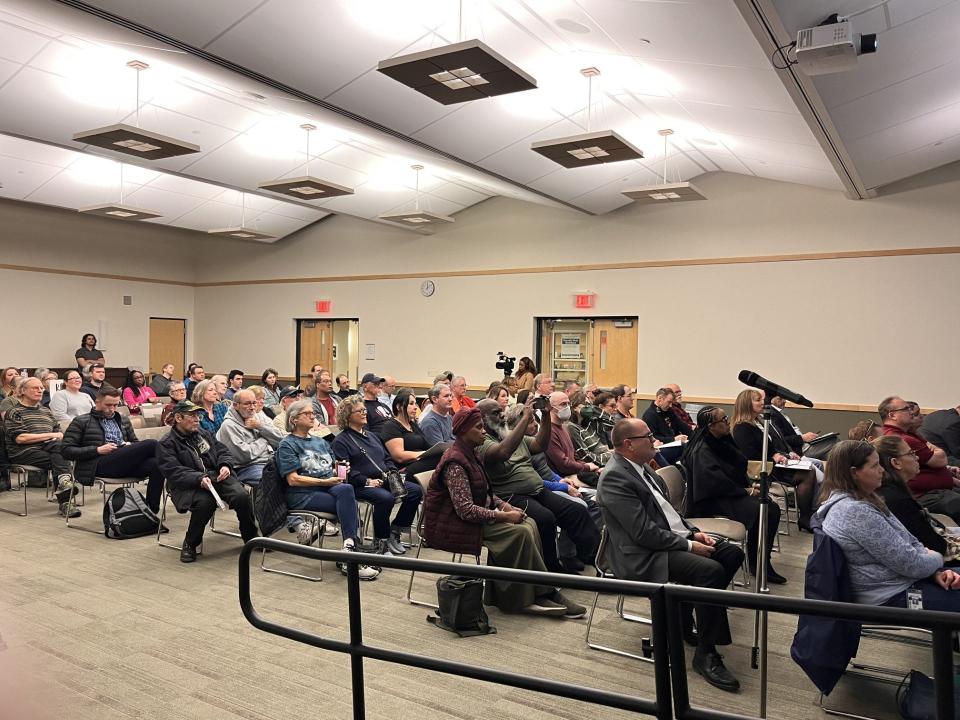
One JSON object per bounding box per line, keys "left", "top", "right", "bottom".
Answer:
{"left": 1, "top": 199, "right": 198, "bottom": 369}
{"left": 3, "top": 167, "right": 959, "bottom": 408}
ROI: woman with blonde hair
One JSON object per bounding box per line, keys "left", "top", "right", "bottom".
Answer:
{"left": 731, "top": 388, "right": 817, "bottom": 530}
{"left": 192, "top": 379, "right": 228, "bottom": 434}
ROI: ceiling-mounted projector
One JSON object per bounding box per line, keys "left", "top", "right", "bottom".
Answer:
{"left": 795, "top": 17, "right": 877, "bottom": 76}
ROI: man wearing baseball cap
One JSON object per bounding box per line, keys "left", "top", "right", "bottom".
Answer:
{"left": 156, "top": 400, "right": 258, "bottom": 563}
{"left": 360, "top": 372, "right": 392, "bottom": 436}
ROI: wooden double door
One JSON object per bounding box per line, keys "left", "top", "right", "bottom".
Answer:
{"left": 537, "top": 317, "right": 638, "bottom": 388}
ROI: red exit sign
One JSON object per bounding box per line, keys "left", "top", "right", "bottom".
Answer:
{"left": 574, "top": 293, "right": 595, "bottom": 309}
{"left": 315, "top": 299, "right": 332, "bottom": 313}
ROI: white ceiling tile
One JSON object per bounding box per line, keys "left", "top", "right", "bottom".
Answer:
{"left": 25, "top": 168, "right": 125, "bottom": 207}
{"left": 426, "top": 181, "right": 490, "bottom": 206}
{"left": 698, "top": 148, "right": 753, "bottom": 175}
{"left": 174, "top": 200, "right": 249, "bottom": 230}
{"left": 320, "top": 185, "right": 417, "bottom": 218}
{"left": 146, "top": 171, "right": 225, "bottom": 199}
{"left": 0, "top": 17, "right": 51, "bottom": 64}
{"left": 0, "top": 156, "right": 62, "bottom": 199}
{"left": 150, "top": 83, "right": 265, "bottom": 133}
{"left": 730, "top": 137, "right": 836, "bottom": 172}
{"left": 80, "top": 0, "right": 265, "bottom": 48}
{"left": 859, "top": 133, "right": 960, "bottom": 188}
{"left": 566, "top": 188, "right": 632, "bottom": 215}
{"left": 528, "top": 159, "right": 651, "bottom": 200}
{"left": 0, "top": 55, "right": 19, "bottom": 87}
{"left": 385, "top": 193, "right": 463, "bottom": 217}
{"left": 120, "top": 183, "right": 206, "bottom": 218}
{"left": 650, "top": 62, "right": 798, "bottom": 114}
{"left": 847, "top": 101, "right": 960, "bottom": 173}
{"left": 0, "top": 132, "right": 76, "bottom": 166}
{"left": 888, "top": 0, "right": 957, "bottom": 27}
{"left": 680, "top": 99, "right": 818, "bottom": 146}
{"left": 740, "top": 158, "right": 845, "bottom": 191}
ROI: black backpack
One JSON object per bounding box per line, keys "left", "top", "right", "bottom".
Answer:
{"left": 427, "top": 575, "right": 496, "bottom": 637}
{"left": 103, "top": 487, "right": 167, "bottom": 539}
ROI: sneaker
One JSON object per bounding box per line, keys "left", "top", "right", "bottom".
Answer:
{"left": 336, "top": 540, "right": 381, "bottom": 580}
{"left": 386, "top": 531, "right": 406, "bottom": 556}
{"left": 55, "top": 475, "right": 78, "bottom": 503}
{"left": 376, "top": 539, "right": 396, "bottom": 556}
{"left": 296, "top": 522, "right": 320, "bottom": 545}
{"left": 548, "top": 590, "right": 587, "bottom": 619}
{"left": 521, "top": 598, "right": 567, "bottom": 617}
{"left": 323, "top": 522, "right": 340, "bottom": 536}
{"left": 58, "top": 502, "right": 81, "bottom": 519}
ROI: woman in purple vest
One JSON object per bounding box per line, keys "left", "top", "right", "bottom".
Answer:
{"left": 424, "top": 406, "right": 584, "bottom": 617}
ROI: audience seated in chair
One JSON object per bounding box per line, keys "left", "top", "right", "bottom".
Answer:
{"left": 149, "top": 363, "right": 175, "bottom": 397}
{"left": 335, "top": 373, "right": 354, "bottom": 399}
{"left": 565, "top": 390, "right": 612, "bottom": 471}
{"left": 161, "top": 383, "right": 188, "bottom": 427}
{"left": 4, "top": 376, "right": 77, "bottom": 516}
{"left": 920, "top": 400, "right": 960, "bottom": 466}
{"left": 531, "top": 373, "right": 554, "bottom": 399}
{"left": 545, "top": 391, "right": 600, "bottom": 485}
{"left": 848, "top": 419, "right": 882, "bottom": 442}
{"left": 420, "top": 383, "right": 455, "bottom": 445}
{"left": 1, "top": 366, "right": 20, "bottom": 401}
{"left": 381, "top": 388, "right": 444, "bottom": 481}
{"left": 80, "top": 364, "right": 112, "bottom": 403}
{"left": 216, "top": 389, "right": 283, "bottom": 486}
{"left": 641, "top": 387, "right": 691, "bottom": 464}
{"left": 880, "top": 395, "right": 960, "bottom": 523}
{"left": 817, "top": 440, "right": 960, "bottom": 611}
{"left": 331, "top": 396, "right": 422, "bottom": 556}
{"left": 873, "top": 435, "right": 953, "bottom": 557}
{"left": 49, "top": 369, "right": 94, "bottom": 424}
{"left": 183, "top": 364, "right": 205, "bottom": 398}
{"left": 485, "top": 382, "right": 511, "bottom": 410}
{"left": 223, "top": 369, "right": 244, "bottom": 402}
{"left": 731, "top": 389, "right": 816, "bottom": 531}
{"left": 586, "top": 391, "right": 618, "bottom": 448}
{"left": 62, "top": 387, "right": 164, "bottom": 513}
{"left": 358, "top": 373, "right": 392, "bottom": 436}
{"left": 276, "top": 400, "right": 379, "bottom": 579}
{"left": 478, "top": 399, "right": 600, "bottom": 574}
{"left": 309, "top": 369, "right": 341, "bottom": 426}
{"left": 681, "top": 405, "right": 785, "bottom": 584}
{"left": 769, "top": 395, "right": 818, "bottom": 451}
{"left": 450, "top": 375, "right": 476, "bottom": 413}
{"left": 155, "top": 400, "right": 258, "bottom": 563}
{"left": 610, "top": 384, "right": 635, "bottom": 421}
{"left": 597, "top": 417, "right": 745, "bottom": 693}
{"left": 121, "top": 369, "right": 159, "bottom": 415}
{"left": 209, "top": 375, "right": 229, "bottom": 403}
{"left": 192, "top": 380, "right": 229, "bottom": 435}
{"left": 260, "top": 368, "right": 282, "bottom": 411}
{"left": 665, "top": 383, "right": 695, "bottom": 430}
{"left": 424, "top": 406, "right": 584, "bottom": 618}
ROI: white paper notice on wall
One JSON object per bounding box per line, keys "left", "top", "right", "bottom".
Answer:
{"left": 365, "top": 344, "right": 376, "bottom": 361}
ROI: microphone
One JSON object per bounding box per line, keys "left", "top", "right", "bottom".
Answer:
{"left": 738, "top": 370, "right": 814, "bottom": 408}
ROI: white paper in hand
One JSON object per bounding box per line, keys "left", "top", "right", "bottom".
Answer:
{"left": 208, "top": 483, "right": 228, "bottom": 511}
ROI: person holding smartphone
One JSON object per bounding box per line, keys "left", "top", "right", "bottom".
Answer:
{"left": 276, "top": 400, "right": 379, "bottom": 579}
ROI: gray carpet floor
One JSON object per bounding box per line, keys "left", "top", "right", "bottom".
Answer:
{"left": 0, "top": 486, "right": 925, "bottom": 719}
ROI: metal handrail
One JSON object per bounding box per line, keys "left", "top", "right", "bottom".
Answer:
{"left": 239, "top": 538, "right": 960, "bottom": 720}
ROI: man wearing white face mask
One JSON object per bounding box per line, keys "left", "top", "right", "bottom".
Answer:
{"left": 546, "top": 391, "right": 601, "bottom": 481}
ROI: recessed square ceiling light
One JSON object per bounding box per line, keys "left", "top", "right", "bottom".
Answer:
{"left": 73, "top": 123, "right": 201, "bottom": 160}
{"left": 207, "top": 226, "right": 277, "bottom": 241}
{"left": 378, "top": 210, "right": 454, "bottom": 227}
{"left": 377, "top": 39, "right": 536, "bottom": 105}
{"left": 77, "top": 203, "right": 162, "bottom": 221}
{"left": 258, "top": 176, "right": 353, "bottom": 200}
{"left": 531, "top": 130, "right": 643, "bottom": 168}
{"left": 621, "top": 181, "right": 707, "bottom": 204}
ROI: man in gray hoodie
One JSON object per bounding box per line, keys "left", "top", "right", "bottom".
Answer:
{"left": 216, "top": 389, "right": 283, "bottom": 485}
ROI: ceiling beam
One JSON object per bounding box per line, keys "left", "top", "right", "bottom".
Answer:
{"left": 732, "top": 0, "right": 875, "bottom": 200}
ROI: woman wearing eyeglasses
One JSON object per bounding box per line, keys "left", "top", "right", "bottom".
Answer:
{"left": 121, "top": 369, "right": 159, "bottom": 415}
{"left": 331, "top": 396, "right": 423, "bottom": 556}
{"left": 683, "top": 406, "right": 786, "bottom": 584}
{"left": 873, "top": 435, "right": 952, "bottom": 556}
{"left": 49, "top": 370, "right": 94, "bottom": 424}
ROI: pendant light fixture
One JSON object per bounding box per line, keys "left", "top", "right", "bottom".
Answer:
{"left": 78, "top": 161, "right": 162, "bottom": 221}
{"left": 621, "top": 129, "right": 707, "bottom": 204}
{"left": 258, "top": 123, "right": 353, "bottom": 199}
{"left": 208, "top": 192, "right": 276, "bottom": 241}
{"left": 73, "top": 60, "right": 201, "bottom": 160}
{"left": 377, "top": 1, "right": 535, "bottom": 105}
{"left": 531, "top": 68, "right": 643, "bottom": 168}
{"left": 379, "top": 164, "right": 453, "bottom": 228}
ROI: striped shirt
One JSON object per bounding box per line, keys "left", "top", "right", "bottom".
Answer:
{"left": 5, "top": 402, "right": 58, "bottom": 459}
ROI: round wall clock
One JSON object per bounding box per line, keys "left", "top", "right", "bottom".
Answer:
{"left": 420, "top": 280, "right": 436, "bottom": 297}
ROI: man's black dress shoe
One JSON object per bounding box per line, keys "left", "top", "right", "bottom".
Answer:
{"left": 692, "top": 651, "right": 740, "bottom": 693}
{"left": 180, "top": 543, "right": 197, "bottom": 563}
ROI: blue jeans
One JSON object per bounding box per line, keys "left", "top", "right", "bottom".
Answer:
{"left": 355, "top": 481, "right": 423, "bottom": 539}
{"left": 240, "top": 464, "right": 301, "bottom": 530}
{"left": 287, "top": 484, "right": 359, "bottom": 542}
{"left": 884, "top": 579, "right": 960, "bottom": 612}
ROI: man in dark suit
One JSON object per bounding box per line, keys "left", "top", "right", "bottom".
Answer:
{"left": 597, "top": 417, "right": 744, "bottom": 693}
{"left": 769, "top": 395, "right": 818, "bottom": 454}
{"left": 920, "top": 405, "right": 960, "bottom": 466}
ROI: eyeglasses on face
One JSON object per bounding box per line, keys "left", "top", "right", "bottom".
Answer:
{"left": 351, "top": 408, "right": 367, "bottom": 415}
{"left": 889, "top": 402, "right": 920, "bottom": 415}
{"left": 710, "top": 416, "right": 730, "bottom": 425}
{"left": 625, "top": 432, "right": 655, "bottom": 441}
{"left": 897, "top": 450, "right": 919, "bottom": 458}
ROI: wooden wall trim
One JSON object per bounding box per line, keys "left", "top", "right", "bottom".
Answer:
{"left": 4, "top": 245, "right": 960, "bottom": 288}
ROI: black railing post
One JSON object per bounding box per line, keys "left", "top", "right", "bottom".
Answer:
{"left": 932, "top": 625, "right": 955, "bottom": 720}
{"left": 346, "top": 561, "right": 366, "bottom": 720}
{"left": 664, "top": 590, "right": 691, "bottom": 720}
{"left": 648, "top": 586, "right": 673, "bottom": 720}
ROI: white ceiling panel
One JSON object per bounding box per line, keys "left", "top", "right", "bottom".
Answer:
{"left": 730, "top": 136, "right": 836, "bottom": 172}
{"left": 146, "top": 171, "right": 224, "bottom": 199}
{"left": 425, "top": 182, "right": 490, "bottom": 207}
{"left": 0, "top": 16, "right": 51, "bottom": 64}
{"left": 528, "top": 159, "right": 652, "bottom": 200}
{"left": 699, "top": 148, "right": 753, "bottom": 175}
{"left": 0, "top": 54, "right": 20, "bottom": 86}
{"left": 318, "top": 185, "right": 419, "bottom": 218}
{"left": 0, "top": 132, "right": 74, "bottom": 166}
{"left": 564, "top": 188, "right": 632, "bottom": 215}
{"left": 848, "top": 101, "right": 960, "bottom": 166}
{"left": 0, "top": 156, "right": 61, "bottom": 198}
{"left": 384, "top": 193, "right": 464, "bottom": 218}
{"left": 861, "top": 133, "right": 960, "bottom": 188}
{"left": 654, "top": 62, "right": 799, "bottom": 115}
{"left": 681, "top": 100, "right": 818, "bottom": 146}
{"left": 85, "top": 0, "right": 263, "bottom": 49}
{"left": 122, "top": 183, "right": 206, "bottom": 219}
{"left": 739, "top": 158, "right": 844, "bottom": 191}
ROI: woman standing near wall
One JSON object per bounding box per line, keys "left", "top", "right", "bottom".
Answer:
{"left": 515, "top": 357, "right": 536, "bottom": 392}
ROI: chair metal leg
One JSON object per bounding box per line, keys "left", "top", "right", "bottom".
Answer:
{"left": 209, "top": 511, "right": 243, "bottom": 539}
{"left": 156, "top": 489, "right": 200, "bottom": 554}
{"left": 585, "top": 592, "right": 653, "bottom": 663}
{"left": 66, "top": 482, "right": 106, "bottom": 534}
{"left": 0, "top": 466, "right": 29, "bottom": 517}
{"left": 260, "top": 515, "right": 325, "bottom": 582}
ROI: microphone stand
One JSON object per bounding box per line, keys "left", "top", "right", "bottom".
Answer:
{"left": 750, "top": 391, "right": 775, "bottom": 718}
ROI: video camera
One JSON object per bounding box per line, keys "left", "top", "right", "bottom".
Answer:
{"left": 495, "top": 351, "right": 516, "bottom": 377}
